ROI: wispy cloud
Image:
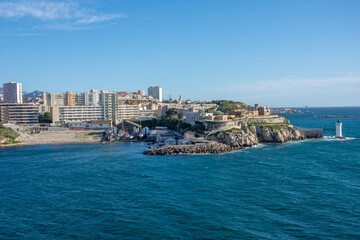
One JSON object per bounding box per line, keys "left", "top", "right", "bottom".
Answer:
{"left": 0, "top": 1, "right": 127, "bottom": 30}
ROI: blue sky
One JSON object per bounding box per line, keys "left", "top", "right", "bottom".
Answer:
{"left": 0, "top": 0, "right": 359, "bottom": 107}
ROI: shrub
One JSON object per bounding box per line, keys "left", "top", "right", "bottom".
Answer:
{"left": 0, "top": 124, "right": 20, "bottom": 142}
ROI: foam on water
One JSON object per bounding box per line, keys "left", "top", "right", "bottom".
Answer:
{"left": 323, "top": 136, "right": 356, "bottom": 141}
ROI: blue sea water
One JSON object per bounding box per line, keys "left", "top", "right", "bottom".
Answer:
{"left": 0, "top": 107, "right": 359, "bottom": 239}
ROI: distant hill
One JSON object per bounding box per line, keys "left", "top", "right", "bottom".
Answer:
{"left": 0, "top": 89, "right": 45, "bottom": 98}
{"left": 23, "top": 90, "right": 45, "bottom": 98}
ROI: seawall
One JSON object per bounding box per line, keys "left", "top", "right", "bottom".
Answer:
{"left": 300, "top": 129, "right": 323, "bottom": 139}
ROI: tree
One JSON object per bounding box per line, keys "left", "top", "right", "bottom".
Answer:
{"left": 166, "top": 109, "right": 177, "bottom": 118}
{"left": 206, "top": 107, "right": 217, "bottom": 113}
{"left": 39, "top": 112, "right": 52, "bottom": 123}
{"left": 44, "top": 112, "right": 51, "bottom": 119}
{"left": 213, "top": 111, "right": 224, "bottom": 116}
{"left": 192, "top": 121, "right": 205, "bottom": 133}
{"left": 177, "top": 112, "right": 184, "bottom": 120}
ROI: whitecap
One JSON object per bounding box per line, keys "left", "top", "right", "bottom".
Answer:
{"left": 322, "top": 136, "right": 356, "bottom": 141}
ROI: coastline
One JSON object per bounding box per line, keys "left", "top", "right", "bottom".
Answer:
{"left": 0, "top": 130, "right": 104, "bottom": 149}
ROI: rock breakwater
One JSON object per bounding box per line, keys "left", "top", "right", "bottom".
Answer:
{"left": 144, "top": 142, "right": 236, "bottom": 155}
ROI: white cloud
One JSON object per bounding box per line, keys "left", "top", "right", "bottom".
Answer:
{"left": 0, "top": 1, "right": 77, "bottom": 19}
{"left": 75, "top": 13, "right": 127, "bottom": 24}
{"left": 0, "top": 0, "right": 127, "bottom": 29}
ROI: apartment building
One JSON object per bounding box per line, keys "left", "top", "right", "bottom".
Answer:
{"left": 43, "top": 93, "right": 66, "bottom": 106}
{"left": 51, "top": 105, "right": 103, "bottom": 123}
{"left": 148, "top": 86, "right": 162, "bottom": 102}
{"left": 3, "top": 82, "right": 22, "bottom": 103}
{"left": 44, "top": 92, "right": 88, "bottom": 106}
{"left": 118, "top": 104, "right": 140, "bottom": 121}
{"left": 100, "top": 91, "right": 118, "bottom": 122}
{"left": 84, "top": 90, "right": 101, "bottom": 106}
{"left": 0, "top": 103, "right": 38, "bottom": 124}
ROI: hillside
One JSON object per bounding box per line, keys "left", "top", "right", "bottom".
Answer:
{"left": 0, "top": 125, "right": 20, "bottom": 144}
{"left": 23, "top": 90, "right": 45, "bottom": 98}
{"left": 212, "top": 100, "right": 248, "bottom": 112}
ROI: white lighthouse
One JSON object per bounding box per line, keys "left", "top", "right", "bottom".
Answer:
{"left": 336, "top": 120, "right": 342, "bottom": 138}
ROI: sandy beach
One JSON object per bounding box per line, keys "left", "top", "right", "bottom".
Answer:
{"left": 0, "top": 130, "right": 104, "bottom": 149}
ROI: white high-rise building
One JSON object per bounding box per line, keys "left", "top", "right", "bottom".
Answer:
{"left": 147, "top": 86, "right": 162, "bottom": 102}
{"left": 3, "top": 82, "right": 22, "bottom": 103}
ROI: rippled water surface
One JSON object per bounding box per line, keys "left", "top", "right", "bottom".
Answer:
{"left": 1, "top": 107, "right": 360, "bottom": 239}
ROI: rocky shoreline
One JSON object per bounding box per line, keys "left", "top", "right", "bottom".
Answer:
{"left": 210, "top": 124, "right": 305, "bottom": 148}
{"left": 144, "top": 123, "right": 309, "bottom": 155}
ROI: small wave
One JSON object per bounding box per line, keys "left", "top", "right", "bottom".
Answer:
{"left": 323, "top": 136, "right": 356, "bottom": 141}
{"left": 252, "top": 143, "right": 265, "bottom": 148}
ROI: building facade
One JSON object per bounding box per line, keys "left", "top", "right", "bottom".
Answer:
{"left": 100, "top": 91, "right": 118, "bottom": 123}
{"left": 118, "top": 105, "right": 140, "bottom": 121}
{"left": 148, "top": 86, "right": 162, "bottom": 102}
{"left": 51, "top": 105, "right": 103, "bottom": 123}
{"left": 3, "top": 82, "right": 22, "bottom": 103}
{"left": 0, "top": 103, "right": 38, "bottom": 124}
{"left": 44, "top": 92, "right": 88, "bottom": 106}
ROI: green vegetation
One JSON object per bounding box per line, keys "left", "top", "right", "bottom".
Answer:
{"left": 213, "top": 111, "right": 224, "bottom": 116}
{"left": 220, "top": 128, "right": 243, "bottom": 133}
{"left": 212, "top": 100, "right": 248, "bottom": 112}
{"left": 248, "top": 122, "right": 293, "bottom": 131}
{"left": 166, "top": 109, "right": 178, "bottom": 118}
{"left": 165, "top": 109, "right": 186, "bottom": 121}
{"left": 192, "top": 121, "right": 205, "bottom": 134}
{"left": 0, "top": 124, "right": 20, "bottom": 143}
{"left": 205, "top": 107, "right": 217, "bottom": 113}
{"left": 141, "top": 118, "right": 184, "bottom": 132}
{"left": 177, "top": 112, "right": 184, "bottom": 120}
{"left": 140, "top": 119, "right": 205, "bottom": 134}
{"left": 39, "top": 112, "right": 52, "bottom": 123}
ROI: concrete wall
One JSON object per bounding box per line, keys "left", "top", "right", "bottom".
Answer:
{"left": 300, "top": 129, "right": 323, "bottom": 138}
{"left": 246, "top": 115, "right": 285, "bottom": 124}
{"left": 204, "top": 120, "right": 241, "bottom": 131}
{"left": 204, "top": 116, "right": 286, "bottom": 131}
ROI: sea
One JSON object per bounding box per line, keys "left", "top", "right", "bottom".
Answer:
{"left": 0, "top": 107, "right": 359, "bottom": 239}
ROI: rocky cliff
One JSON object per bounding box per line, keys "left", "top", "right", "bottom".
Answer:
{"left": 210, "top": 125, "right": 258, "bottom": 148}
{"left": 254, "top": 124, "right": 305, "bottom": 143}
{"left": 208, "top": 123, "right": 305, "bottom": 148}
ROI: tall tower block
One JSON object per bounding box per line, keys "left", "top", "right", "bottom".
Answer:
{"left": 3, "top": 82, "right": 22, "bottom": 103}
{"left": 336, "top": 120, "right": 342, "bottom": 138}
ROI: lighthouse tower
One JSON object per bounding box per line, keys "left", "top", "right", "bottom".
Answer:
{"left": 336, "top": 120, "right": 343, "bottom": 138}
